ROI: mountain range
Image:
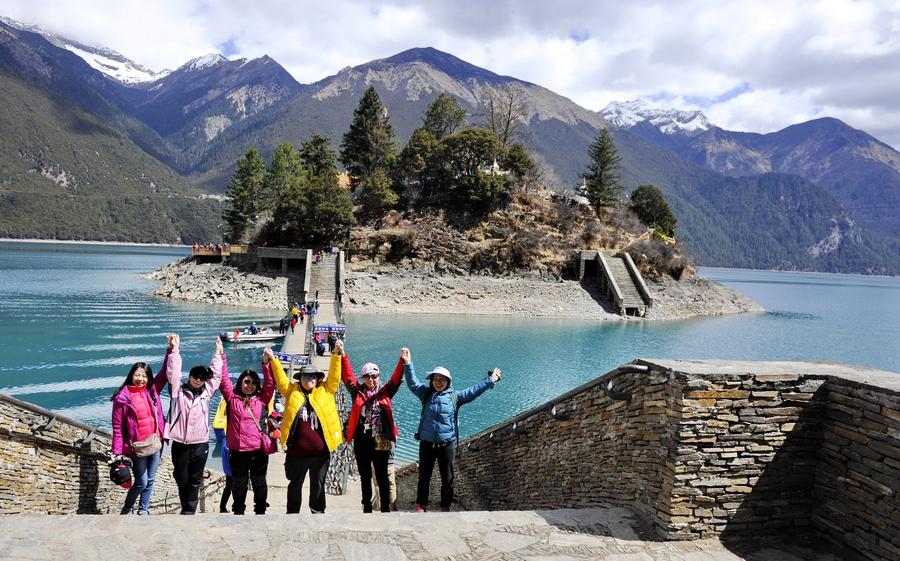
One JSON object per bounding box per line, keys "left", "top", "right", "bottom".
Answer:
{"left": 0, "top": 16, "right": 898, "bottom": 274}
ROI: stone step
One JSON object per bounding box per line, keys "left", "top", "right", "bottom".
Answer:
{"left": 0, "top": 508, "right": 839, "bottom": 560}
{"left": 606, "top": 256, "right": 644, "bottom": 306}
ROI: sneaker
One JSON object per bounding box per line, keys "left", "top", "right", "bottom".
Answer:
{"left": 415, "top": 504, "right": 425, "bottom": 513}
{"left": 440, "top": 507, "right": 450, "bottom": 512}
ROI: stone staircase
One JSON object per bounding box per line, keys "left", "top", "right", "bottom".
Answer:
{"left": 606, "top": 254, "right": 645, "bottom": 310}
{"left": 309, "top": 253, "right": 338, "bottom": 301}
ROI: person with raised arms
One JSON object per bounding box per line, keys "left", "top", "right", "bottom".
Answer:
{"left": 110, "top": 338, "right": 169, "bottom": 515}
{"left": 218, "top": 346, "right": 276, "bottom": 515}
{"left": 402, "top": 347, "right": 501, "bottom": 512}
{"left": 267, "top": 347, "right": 342, "bottom": 513}
{"left": 337, "top": 340, "right": 405, "bottom": 513}
{"left": 163, "top": 334, "right": 223, "bottom": 515}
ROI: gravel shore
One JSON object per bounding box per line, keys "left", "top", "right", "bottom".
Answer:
{"left": 344, "top": 269, "right": 763, "bottom": 320}
{"left": 144, "top": 259, "right": 763, "bottom": 320}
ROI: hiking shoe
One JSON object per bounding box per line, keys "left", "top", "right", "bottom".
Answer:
{"left": 415, "top": 504, "right": 425, "bottom": 513}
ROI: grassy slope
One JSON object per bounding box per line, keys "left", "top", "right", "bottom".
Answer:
{"left": 0, "top": 70, "right": 222, "bottom": 243}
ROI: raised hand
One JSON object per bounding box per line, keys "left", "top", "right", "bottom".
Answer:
{"left": 333, "top": 339, "right": 344, "bottom": 356}
{"left": 262, "top": 347, "right": 275, "bottom": 364}
{"left": 167, "top": 333, "right": 180, "bottom": 350}
{"left": 490, "top": 368, "right": 502, "bottom": 383}
{"left": 215, "top": 337, "right": 224, "bottom": 355}
{"left": 400, "top": 347, "right": 411, "bottom": 365}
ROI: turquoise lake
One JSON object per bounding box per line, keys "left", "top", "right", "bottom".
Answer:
{"left": 0, "top": 241, "right": 897, "bottom": 463}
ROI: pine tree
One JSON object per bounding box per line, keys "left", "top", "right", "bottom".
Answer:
{"left": 264, "top": 143, "right": 306, "bottom": 211}
{"left": 300, "top": 134, "right": 338, "bottom": 179}
{"left": 339, "top": 86, "right": 395, "bottom": 187}
{"left": 422, "top": 93, "right": 467, "bottom": 140}
{"left": 360, "top": 167, "right": 398, "bottom": 218}
{"left": 223, "top": 147, "right": 266, "bottom": 242}
{"left": 580, "top": 128, "right": 623, "bottom": 210}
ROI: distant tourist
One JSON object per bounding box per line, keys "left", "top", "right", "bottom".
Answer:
{"left": 338, "top": 341, "right": 405, "bottom": 513}
{"left": 403, "top": 348, "right": 502, "bottom": 512}
{"left": 249, "top": 321, "right": 259, "bottom": 335}
{"left": 218, "top": 351, "right": 276, "bottom": 515}
{"left": 110, "top": 346, "right": 169, "bottom": 515}
{"left": 268, "top": 347, "right": 342, "bottom": 513}
{"left": 212, "top": 398, "right": 233, "bottom": 513}
{"left": 279, "top": 317, "right": 287, "bottom": 334}
{"left": 162, "top": 334, "right": 223, "bottom": 515}
{"left": 327, "top": 332, "right": 337, "bottom": 354}
{"left": 289, "top": 315, "right": 297, "bottom": 334}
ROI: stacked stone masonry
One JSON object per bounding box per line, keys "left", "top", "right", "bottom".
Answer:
{"left": 0, "top": 395, "right": 225, "bottom": 514}
{"left": 396, "top": 359, "right": 899, "bottom": 561}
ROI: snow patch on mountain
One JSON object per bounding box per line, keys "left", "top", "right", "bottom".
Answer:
{"left": 182, "top": 53, "right": 227, "bottom": 72}
{"left": 0, "top": 15, "right": 166, "bottom": 83}
{"left": 601, "top": 100, "right": 712, "bottom": 135}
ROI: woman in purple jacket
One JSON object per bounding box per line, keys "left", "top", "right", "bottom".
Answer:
{"left": 110, "top": 340, "right": 169, "bottom": 515}
{"left": 163, "top": 334, "right": 223, "bottom": 514}
{"left": 219, "top": 352, "right": 276, "bottom": 515}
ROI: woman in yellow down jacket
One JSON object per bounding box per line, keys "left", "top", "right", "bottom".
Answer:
{"left": 266, "top": 347, "right": 342, "bottom": 513}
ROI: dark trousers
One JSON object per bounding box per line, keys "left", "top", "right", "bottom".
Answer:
{"left": 416, "top": 440, "right": 456, "bottom": 509}
{"left": 229, "top": 449, "right": 269, "bottom": 514}
{"left": 285, "top": 453, "right": 330, "bottom": 513}
{"left": 354, "top": 435, "right": 391, "bottom": 513}
{"left": 219, "top": 476, "right": 232, "bottom": 513}
{"left": 171, "top": 441, "right": 209, "bottom": 514}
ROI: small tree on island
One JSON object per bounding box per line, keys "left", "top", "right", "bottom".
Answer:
{"left": 340, "top": 86, "right": 396, "bottom": 189}
{"left": 223, "top": 147, "right": 266, "bottom": 242}
{"left": 630, "top": 184, "right": 677, "bottom": 237}
{"left": 580, "top": 128, "right": 624, "bottom": 211}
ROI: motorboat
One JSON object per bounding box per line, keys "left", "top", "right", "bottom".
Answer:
{"left": 219, "top": 327, "right": 285, "bottom": 343}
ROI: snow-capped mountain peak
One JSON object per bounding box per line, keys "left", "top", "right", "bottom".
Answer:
{"left": 182, "top": 53, "right": 228, "bottom": 72}
{"left": 0, "top": 15, "right": 166, "bottom": 83}
{"left": 601, "top": 99, "right": 712, "bottom": 135}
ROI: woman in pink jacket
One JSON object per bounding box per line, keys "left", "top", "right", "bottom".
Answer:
{"left": 218, "top": 350, "right": 276, "bottom": 515}
{"left": 163, "top": 334, "right": 223, "bottom": 515}
{"left": 110, "top": 339, "right": 169, "bottom": 515}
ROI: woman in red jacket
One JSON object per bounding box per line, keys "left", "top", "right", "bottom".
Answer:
{"left": 337, "top": 340, "right": 405, "bottom": 513}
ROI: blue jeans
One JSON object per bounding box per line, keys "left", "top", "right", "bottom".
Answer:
{"left": 121, "top": 449, "right": 161, "bottom": 514}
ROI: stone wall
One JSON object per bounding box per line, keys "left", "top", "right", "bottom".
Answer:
{"left": 0, "top": 394, "right": 226, "bottom": 514}
{"left": 812, "top": 376, "right": 900, "bottom": 560}
{"left": 395, "top": 359, "right": 899, "bottom": 561}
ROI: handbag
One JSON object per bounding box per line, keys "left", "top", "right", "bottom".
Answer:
{"left": 245, "top": 400, "right": 278, "bottom": 454}
{"left": 374, "top": 433, "right": 393, "bottom": 452}
{"left": 131, "top": 433, "right": 162, "bottom": 457}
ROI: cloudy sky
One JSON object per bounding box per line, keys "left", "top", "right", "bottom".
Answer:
{"left": 3, "top": 0, "right": 900, "bottom": 147}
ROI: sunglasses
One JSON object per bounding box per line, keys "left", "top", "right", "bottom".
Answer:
{"left": 361, "top": 374, "right": 379, "bottom": 379}
{"left": 241, "top": 378, "right": 258, "bottom": 385}
{"left": 300, "top": 374, "right": 318, "bottom": 380}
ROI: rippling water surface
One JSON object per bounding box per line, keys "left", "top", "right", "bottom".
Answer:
{"left": 1, "top": 242, "right": 897, "bottom": 464}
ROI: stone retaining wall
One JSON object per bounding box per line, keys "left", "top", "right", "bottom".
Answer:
{"left": 395, "top": 359, "right": 899, "bottom": 561}
{"left": 0, "top": 394, "right": 225, "bottom": 514}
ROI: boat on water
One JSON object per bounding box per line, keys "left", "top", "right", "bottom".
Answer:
{"left": 220, "top": 328, "right": 285, "bottom": 343}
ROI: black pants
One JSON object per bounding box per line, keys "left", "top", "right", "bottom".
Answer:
{"left": 219, "top": 476, "right": 232, "bottom": 513}
{"left": 285, "top": 453, "right": 330, "bottom": 513}
{"left": 171, "top": 441, "right": 209, "bottom": 514}
{"left": 416, "top": 440, "right": 456, "bottom": 509}
{"left": 354, "top": 434, "right": 391, "bottom": 513}
{"left": 229, "top": 449, "right": 269, "bottom": 514}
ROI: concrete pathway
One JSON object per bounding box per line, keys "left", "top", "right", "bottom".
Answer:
{"left": 0, "top": 508, "right": 846, "bottom": 560}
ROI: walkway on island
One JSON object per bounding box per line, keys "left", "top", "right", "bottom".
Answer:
{"left": 264, "top": 251, "right": 362, "bottom": 514}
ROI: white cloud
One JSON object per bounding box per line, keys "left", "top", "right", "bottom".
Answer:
{"left": 2, "top": 0, "right": 899, "bottom": 147}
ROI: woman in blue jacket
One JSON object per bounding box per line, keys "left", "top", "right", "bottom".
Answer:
{"left": 402, "top": 347, "right": 501, "bottom": 512}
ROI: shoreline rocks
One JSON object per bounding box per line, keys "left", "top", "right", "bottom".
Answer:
{"left": 145, "top": 259, "right": 763, "bottom": 320}
{"left": 145, "top": 259, "right": 288, "bottom": 310}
